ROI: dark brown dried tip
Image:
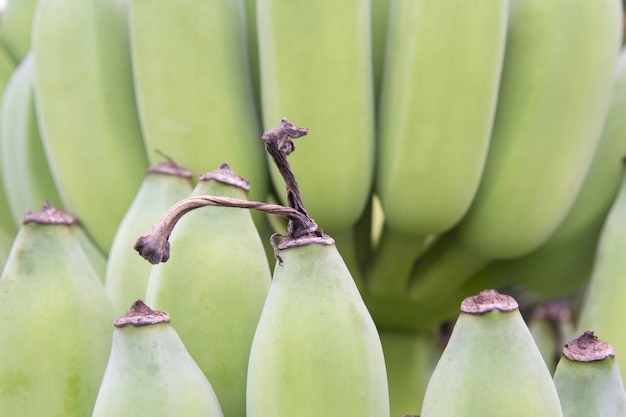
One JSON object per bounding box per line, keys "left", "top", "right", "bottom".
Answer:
{"left": 134, "top": 233, "right": 170, "bottom": 264}
{"left": 23, "top": 202, "right": 77, "bottom": 225}
{"left": 114, "top": 300, "right": 170, "bottom": 327}
{"left": 460, "top": 289, "right": 519, "bottom": 314}
{"left": 198, "top": 163, "right": 250, "bottom": 192}
{"left": 563, "top": 331, "right": 615, "bottom": 362}
{"left": 147, "top": 161, "right": 193, "bottom": 179}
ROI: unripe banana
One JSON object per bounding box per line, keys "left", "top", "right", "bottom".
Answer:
{"left": 135, "top": 119, "right": 388, "bottom": 417}
{"left": 0, "top": 203, "right": 114, "bottom": 417}
{"left": 465, "top": 47, "right": 626, "bottom": 298}
{"left": 128, "top": 0, "right": 266, "bottom": 199}
{"left": 371, "top": 0, "right": 390, "bottom": 99}
{"left": 0, "top": 52, "right": 109, "bottom": 281}
{"left": 146, "top": 164, "right": 271, "bottom": 417}
{"left": 553, "top": 331, "right": 626, "bottom": 417}
{"left": 420, "top": 289, "right": 563, "bottom": 417}
{"left": 257, "top": 0, "right": 375, "bottom": 234}
{"left": 105, "top": 161, "right": 193, "bottom": 315}
{"left": 410, "top": 0, "right": 623, "bottom": 304}
{"left": 0, "top": 43, "right": 17, "bottom": 267}
{"left": 372, "top": 0, "right": 508, "bottom": 293}
{"left": 246, "top": 240, "right": 390, "bottom": 417}
{"left": 380, "top": 330, "right": 438, "bottom": 417}
{"left": 577, "top": 155, "right": 626, "bottom": 383}
{"left": 0, "top": 0, "right": 39, "bottom": 63}
{"left": 529, "top": 300, "right": 577, "bottom": 374}
{"left": 0, "top": 53, "right": 64, "bottom": 225}
{"left": 31, "top": 0, "right": 149, "bottom": 254}
{"left": 92, "top": 300, "right": 224, "bottom": 417}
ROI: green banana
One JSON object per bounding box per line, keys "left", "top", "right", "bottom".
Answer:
{"left": 0, "top": 203, "right": 114, "bottom": 416}
{"left": 0, "top": 53, "right": 64, "bottom": 225}
{"left": 409, "top": 0, "right": 623, "bottom": 304}
{"left": 371, "top": 0, "right": 390, "bottom": 100}
{"left": 0, "top": 51, "right": 109, "bottom": 281}
{"left": 0, "top": 42, "right": 17, "bottom": 268}
{"left": 134, "top": 119, "right": 389, "bottom": 417}
{"left": 31, "top": 0, "right": 149, "bottom": 255}
{"left": 145, "top": 164, "right": 271, "bottom": 417}
{"left": 553, "top": 331, "right": 626, "bottom": 417}
{"left": 528, "top": 300, "right": 577, "bottom": 374}
{"left": 464, "top": 47, "right": 626, "bottom": 298}
{"left": 105, "top": 161, "right": 193, "bottom": 315}
{"left": 92, "top": 300, "right": 224, "bottom": 417}
{"left": 380, "top": 329, "right": 438, "bottom": 417}
{"left": 369, "top": 0, "right": 509, "bottom": 294}
{"left": 0, "top": 0, "right": 39, "bottom": 63}
{"left": 420, "top": 289, "right": 563, "bottom": 417}
{"left": 246, "top": 241, "right": 390, "bottom": 417}
{"left": 577, "top": 154, "right": 626, "bottom": 383}
{"left": 256, "top": 0, "right": 375, "bottom": 235}
{"left": 127, "top": 0, "right": 266, "bottom": 199}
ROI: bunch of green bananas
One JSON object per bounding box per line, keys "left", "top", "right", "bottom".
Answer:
{"left": 2, "top": 0, "right": 626, "bottom": 415}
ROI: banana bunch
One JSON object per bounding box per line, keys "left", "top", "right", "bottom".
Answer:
{"left": 1, "top": 0, "right": 626, "bottom": 414}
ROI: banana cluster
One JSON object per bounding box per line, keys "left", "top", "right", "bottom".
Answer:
{"left": 1, "top": 0, "right": 626, "bottom": 416}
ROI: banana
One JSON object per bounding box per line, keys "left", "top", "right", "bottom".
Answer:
{"left": 0, "top": 53, "right": 65, "bottom": 226}
{"left": 105, "top": 161, "right": 193, "bottom": 315}
{"left": 371, "top": 0, "right": 390, "bottom": 100}
{"left": 243, "top": 0, "right": 261, "bottom": 114}
{"left": 31, "top": 0, "right": 149, "bottom": 255}
{"left": 463, "top": 47, "right": 626, "bottom": 298}
{"left": 0, "top": 42, "right": 17, "bottom": 268}
{"left": 134, "top": 119, "right": 389, "bottom": 417}
{"left": 246, "top": 241, "right": 390, "bottom": 417}
{"left": 0, "top": 203, "right": 114, "bottom": 416}
{"left": 409, "top": 0, "right": 623, "bottom": 304}
{"left": 369, "top": 0, "right": 509, "bottom": 294}
{"left": 553, "top": 331, "right": 626, "bottom": 417}
{"left": 256, "top": 0, "right": 375, "bottom": 237}
{"left": 577, "top": 154, "right": 626, "bottom": 383}
{"left": 420, "top": 289, "right": 563, "bottom": 417}
{"left": 380, "top": 329, "right": 438, "bottom": 417}
{"left": 0, "top": 51, "right": 108, "bottom": 281}
{"left": 127, "top": 0, "right": 267, "bottom": 199}
{"left": 0, "top": 0, "right": 39, "bottom": 63}
{"left": 528, "top": 300, "right": 577, "bottom": 374}
{"left": 145, "top": 164, "right": 271, "bottom": 417}
{"left": 92, "top": 300, "right": 224, "bottom": 417}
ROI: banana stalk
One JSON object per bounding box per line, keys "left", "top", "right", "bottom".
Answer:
{"left": 420, "top": 289, "right": 563, "bottom": 417}
{"left": 92, "top": 300, "right": 224, "bottom": 417}
{"left": 31, "top": 0, "right": 149, "bottom": 255}
{"left": 409, "top": 0, "right": 623, "bottom": 305}
{"left": 0, "top": 203, "right": 114, "bottom": 416}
